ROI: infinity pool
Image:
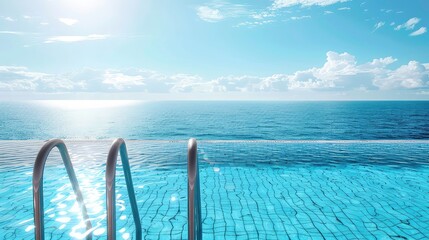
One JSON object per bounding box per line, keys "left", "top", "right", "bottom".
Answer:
{"left": 0, "top": 141, "right": 428, "bottom": 239}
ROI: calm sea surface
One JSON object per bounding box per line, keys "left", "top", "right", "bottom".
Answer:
{"left": 0, "top": 101, "right": 428, "bottom": 140}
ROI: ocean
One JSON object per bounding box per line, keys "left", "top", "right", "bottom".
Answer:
{"left": 0, "top": 101, "right": 428, "bottom": 140}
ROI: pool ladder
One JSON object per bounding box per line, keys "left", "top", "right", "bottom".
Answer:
{"left": 105, "top": 138, "right": 141, "bottom": 240}
{"left": 33, "top": 138, "right": 202, "bottom": 240}
{"left": 32, "top": 139, "right": 93, "bottom": 240}
{"left": 188, "top": 139, "right": 202, "bottom": 240}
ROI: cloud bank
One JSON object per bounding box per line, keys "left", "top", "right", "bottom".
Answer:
{"left": 1, "top": 52, "right": 428, "bottom": 95}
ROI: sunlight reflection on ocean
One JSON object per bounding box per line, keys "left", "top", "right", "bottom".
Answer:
{"left": 0, "top": 101, "right": 428, "bottom": 140}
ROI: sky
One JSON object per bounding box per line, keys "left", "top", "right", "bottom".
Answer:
{"left": 0, "top": 0, "right": 428, "bottom": 100}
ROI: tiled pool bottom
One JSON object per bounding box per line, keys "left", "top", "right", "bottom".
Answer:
{"left": 0, "top": 141, "right": 428, "bottom": 239}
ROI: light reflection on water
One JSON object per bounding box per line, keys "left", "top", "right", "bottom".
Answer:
{"left": 37, "top": 100, "right": 139, "bottom": 110}
{"left": 2, "top": 101, "right": 429, "bottom": 140}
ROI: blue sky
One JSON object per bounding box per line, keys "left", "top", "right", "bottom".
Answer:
{"left": 0, "top": 0, "right": 428, "bottom": 100}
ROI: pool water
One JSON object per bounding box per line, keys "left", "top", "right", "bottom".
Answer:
{"left": 0, "top": 141, "right": 428, "bottom": 239}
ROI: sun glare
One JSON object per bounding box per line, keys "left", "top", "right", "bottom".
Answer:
{"left": 61, "top": 0, "right": 104, "bottom": 12}
{"left": 38, "top": 100, "right": 139, "bottom": 110}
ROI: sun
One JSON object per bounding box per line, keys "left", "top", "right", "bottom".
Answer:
{"left": 59, "top": 0, "right": 105, "bottom": 13}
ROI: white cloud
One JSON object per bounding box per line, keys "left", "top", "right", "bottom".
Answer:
{"left": 214, "top": 75, "right": 267, "bottom": 92}
{"left": 290, "top": 15, "right": 311, "bottom": 20}
{"left": 277, "top": 51, "right": 359, "bottom": 90}
{"left": 395, "top": 17, "right": 420, "bottom": 31}
{"left": 0, "top": 66, "right": 78, "bottom": 91}
{"left": 321, "top": 51, "right": 358, "bottom": 75}
{"left": 367, "top": 57, "right": 398, "bottom": 67}
{"left": 0, "top": 31, "right": 25, "bottom": 35}
{"left": 373, "top": 21, "right": 385, "bottom": 32}
{"left": 324, "top": 11, "right": 334, "bottom": 14}
{"left": 380, "top": 9, "right": 392, "bottom": 13}
{"left": 45, "top": 34, "right": 110, "bottom": 43}
{"left": 373, "top": 61, "right": 429, "bottom": 89}
{"left": 196, "top": 2, "right": 249, "bottom": 23}
{"left": 272, "top": 0, "right": 349, "bottom": 9}
{"left": 252, "top": 11, "right": 276, "bottom": 20}
{"left": 170, "top": 74, "right": 222, "bottom": 93}
{"left": 2, "top": 16, "right": 15, "bottom": 22}
{"left": 410, "top": 27, "right": 427, "bottom": 36}
{"left": 197, "top": 6, "right": 224, "bottom": 22}
{"left": 338, "top": 7, "right": 350, "bottom": 10}
{"left": 58, "top": 18, "right": 78, "bottom": 26}
{"left": 103, "top": 71, "right": 145, "bottom": 90}
{"left": 235, "top": 20, "right": 274, "bottom": 28}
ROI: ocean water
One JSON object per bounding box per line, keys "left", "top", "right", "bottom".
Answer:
{"left": 0, "top": 101, "right": 429, "bottom": 140}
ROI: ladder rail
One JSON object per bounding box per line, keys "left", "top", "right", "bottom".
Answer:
{"left": 106, "top": 138, "right": 142, "bottom": 240}
{"left": 188, "top": 138, "right": 202, "bottom": 240}
{"left": 32, "top": 139, "right": 93, "bottom": 240}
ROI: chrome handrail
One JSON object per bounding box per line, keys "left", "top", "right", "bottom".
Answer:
{"left": 188, "top": 138, "right": 202, "bottom": 240}
{"left": 32, "top": 139, "right": 92, "bottom": 240}
{"left": 106, "top": 138, "right": 142, "bottom": 240}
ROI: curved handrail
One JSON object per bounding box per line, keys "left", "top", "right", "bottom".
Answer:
{"left": 106, "top": 138, "right": 142, "bottom": 240}
{"left": 32, "top": 139, "right": 92, "bottom": 240}
{"left": 188, "top": 138, "right": 202, "bottom": 240}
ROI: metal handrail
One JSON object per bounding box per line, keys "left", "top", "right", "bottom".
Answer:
{"left": 106, "top": 138, "right": 142, "bottom": 240}
{"left": 32, "top": 139, "right": 92, "bottom": 240}
{"left": 188, "top": 138, "right": 202, "bottom": 240}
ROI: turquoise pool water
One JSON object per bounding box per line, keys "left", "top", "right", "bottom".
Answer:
{"left": 0, "top": 140, "right": 428, "bottom": 239}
